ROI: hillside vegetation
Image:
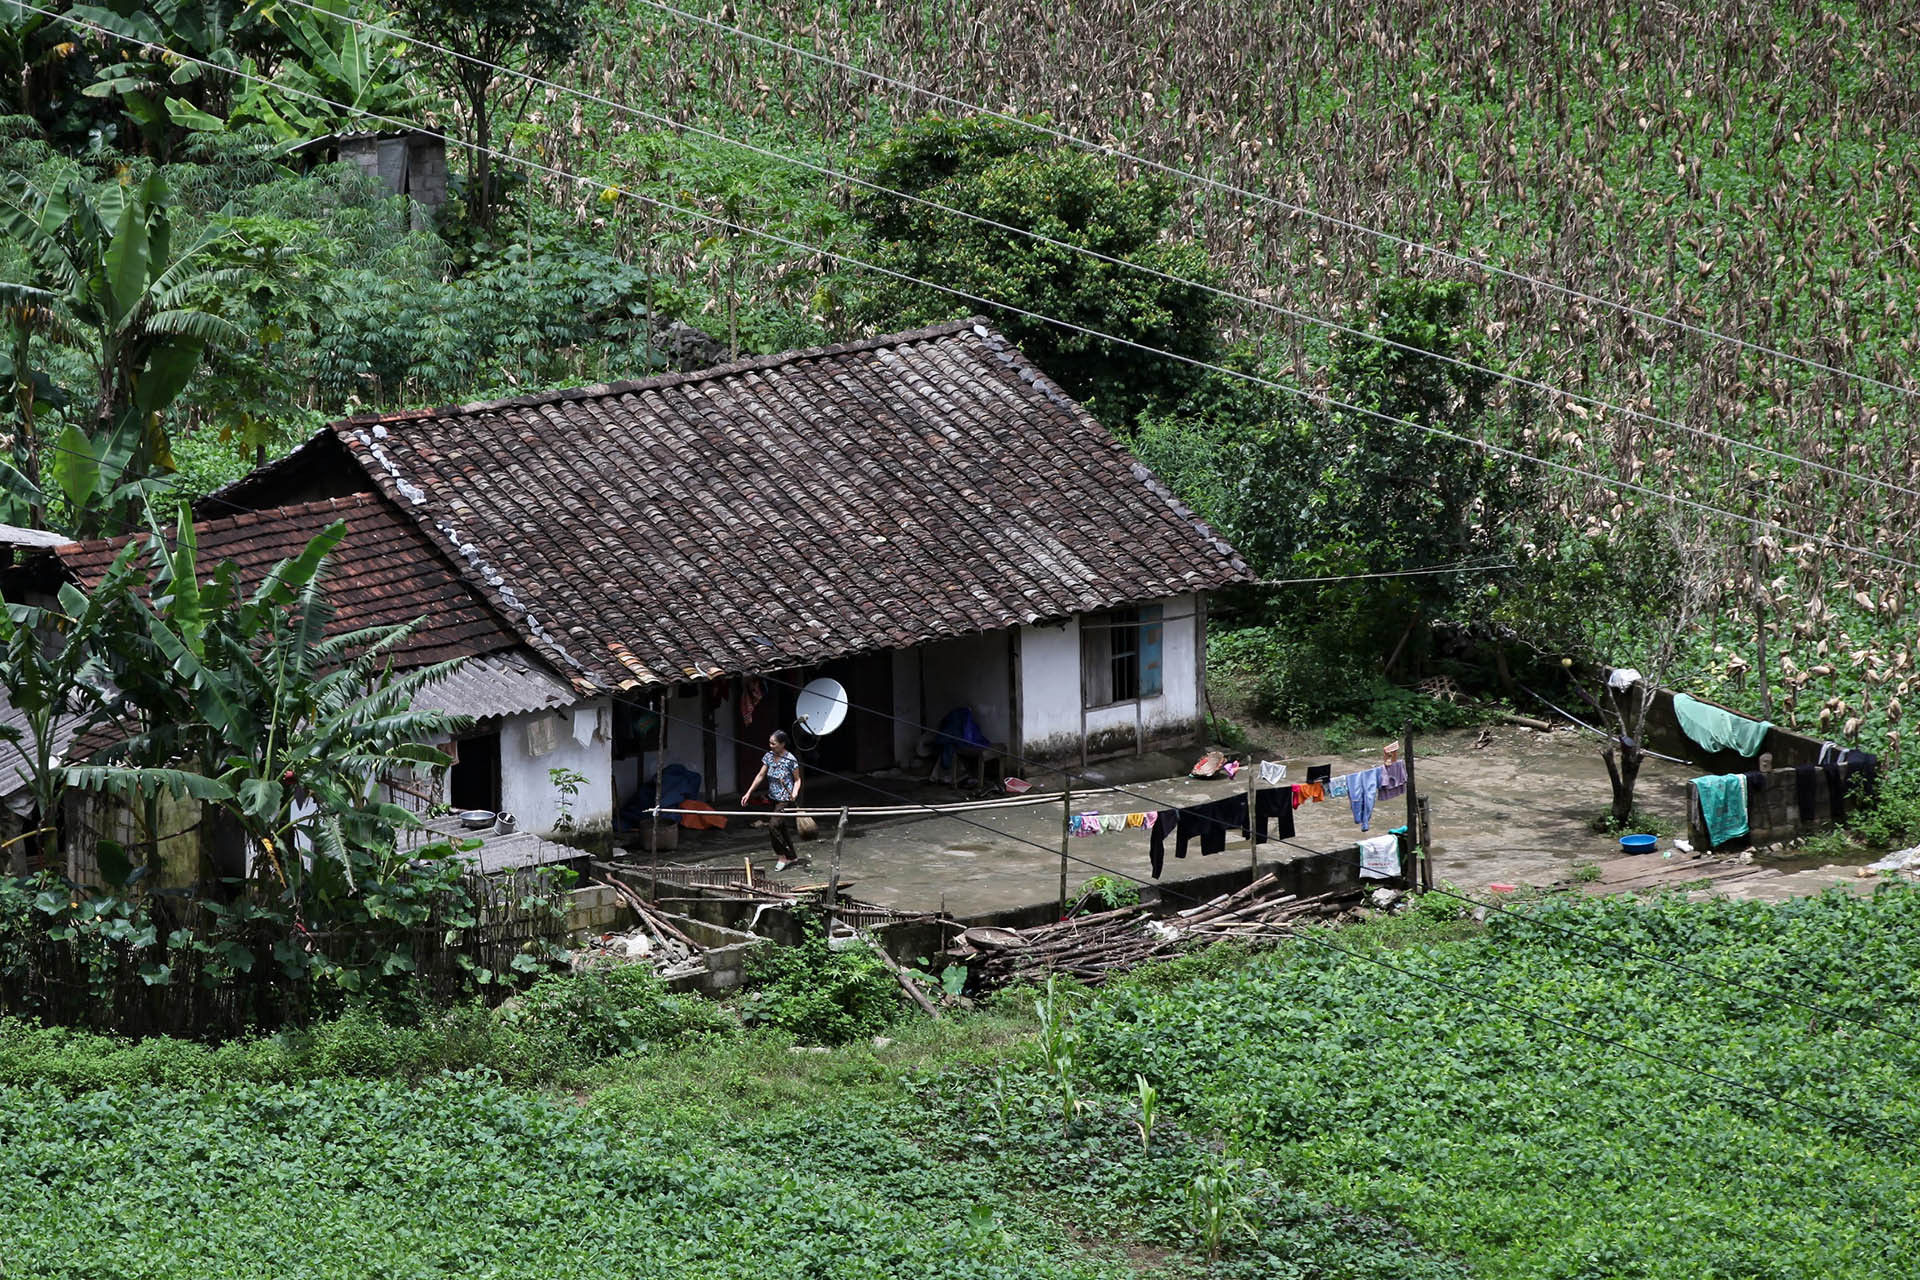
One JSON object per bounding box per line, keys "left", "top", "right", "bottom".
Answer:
{"left": 537, "top": 0, "right": 1920, "bottom": 768}
{"left": 4, "top": 886, "right": 1916, "bottom": 1277}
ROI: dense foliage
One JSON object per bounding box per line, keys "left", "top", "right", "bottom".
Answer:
{"left": 6, "top": 887, "right": 1916, "bottom": 1276}
{"left": 1069, "top": 885, "right": 1920, "bottom": 1278}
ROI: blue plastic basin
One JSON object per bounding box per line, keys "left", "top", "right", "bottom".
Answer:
{"left": 1619, "top": 834, "right": 1658, "bottom": 854}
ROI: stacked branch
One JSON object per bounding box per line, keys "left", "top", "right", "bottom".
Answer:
{"left": 580, "top": 876, "right": 709, "bottom": 980}
{"left": 945, "top": 878, "right": 1357, "bottom": 989}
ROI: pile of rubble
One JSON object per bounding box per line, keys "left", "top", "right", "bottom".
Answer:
{"left": 944, "top": 875, "right": 1358, "bottom": 989}
{"left": 574, "top": 877, "right": 710, "bottom": 981}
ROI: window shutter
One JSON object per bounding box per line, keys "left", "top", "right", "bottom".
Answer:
{"left": 1139, "top": 604, "right": 1164, "bottom": 697}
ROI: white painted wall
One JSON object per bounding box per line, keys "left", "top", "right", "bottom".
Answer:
{"left": 1019, "top": 593, "right": 1201, "bottom": 758}
{"left": 497, "top": 701, "right": 614, "bottom": 834}
{"left": 919, "top": 631, "right": 1013, "bottom": 747}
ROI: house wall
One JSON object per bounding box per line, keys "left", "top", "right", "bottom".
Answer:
{"left": 497, "top": 701, "right": 614, "bottom": 835}
{"left": 919, "top": 631, "right": 1014, "bottom": 748}
{"left": 1020, "top": 593, "right": 1201, "bottom": 759}
{"left": 891, "top": 648, "right": 922, "bottom": 766}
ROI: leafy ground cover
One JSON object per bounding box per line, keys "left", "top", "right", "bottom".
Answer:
{"left": 1071, "top": 885, "right": 1920, "bottom": 1279}
{"left": 5, "top": 887, "right": 1918, "bottom": 1277}
{"left": 0, "top": 1017, "right": 1467, "bottom": 1280}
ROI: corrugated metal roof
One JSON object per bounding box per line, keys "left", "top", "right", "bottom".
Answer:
{"left": 0, "top": 700, "right": 88, "bottom": 809}
{"left": 411, "top": 651, "right": 580, "bottom": 721}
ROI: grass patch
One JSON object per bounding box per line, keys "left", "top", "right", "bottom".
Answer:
{"left": 1587, "top": 807, "right": 1676, "bottom": 837}
{"left": 1070, "top": 886, "right": 1920, "bottom": 1279}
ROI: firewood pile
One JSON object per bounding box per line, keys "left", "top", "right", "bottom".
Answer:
{"left": 944, "top": 875, "right": 1357, "bottom": 989}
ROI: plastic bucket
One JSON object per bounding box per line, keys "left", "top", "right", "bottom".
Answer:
{"left": 1619, "top": 834, "right": 1658, "bottom": 854}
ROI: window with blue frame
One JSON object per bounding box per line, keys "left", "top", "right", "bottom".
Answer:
{"left": 1081, "top": 605, "right": 1164, "bottom": 707}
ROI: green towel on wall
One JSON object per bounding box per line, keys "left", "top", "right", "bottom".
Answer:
{"left": 1672, "top": 693, "right": 1772, "bottom": 757}
{"left": 1693, "top": 774, "right": 1749, "bottom": 847}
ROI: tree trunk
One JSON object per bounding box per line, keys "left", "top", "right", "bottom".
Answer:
{"left": 1602, "top": 738, "right": 1644, "bottom": 826}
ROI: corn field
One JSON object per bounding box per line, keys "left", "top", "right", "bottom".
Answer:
{"left": 539, "top": 0, "right": 1920, "bottom": 758}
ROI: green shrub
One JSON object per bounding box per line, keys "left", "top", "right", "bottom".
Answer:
{"left": 498, "top": 964, "right": 734, "bottom": 1073}
{"left": 736, "top": 923, "right": 898, "bottom": 1046}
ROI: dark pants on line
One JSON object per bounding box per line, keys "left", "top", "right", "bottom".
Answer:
{"left": 769, "top": 801, "right": 796, "bottom": 861}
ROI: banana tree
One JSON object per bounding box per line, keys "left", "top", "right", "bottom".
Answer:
{"left": 0, "top": 545, "right": 148, "bottom": 875}
{"left": 71, "top": 512, "right": 468, "bottom": 908}
{"left": 0, "top": 171, "right": 247, "bottom": 536}
{"left": 73, "top": 1, "right": 249, "bottom": 158}
{"left": 225, "top": 1, "right": 423, "bottom": 145}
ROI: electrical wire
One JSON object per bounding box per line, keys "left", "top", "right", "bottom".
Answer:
{"left": 244, "top": 0, "right": 1920, "bottom": 517}
{"left": 629, "top": 0, "right": 1920, "bottom": 412}
{"left": 21, "top": 1, "right": 1920, "bottom": 577}
{"left": 634, "top": 691, "right": 1919, "bottom": 1149}
{"left": 22, "top": 2, "right": 1920, "bottom": 1107}
{"left": 707, "top": 656, "right": 1920, "bottom": 1052}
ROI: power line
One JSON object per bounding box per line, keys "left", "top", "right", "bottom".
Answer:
{"left": 25, "top": 2, "right": 1917, "bottom": 1131}
{"left": 715, "top": 651, "right": 1920, "bottom": 1053}
{"left": 265, "top": 0, "right": 1920, "bottom": 514}
{"left": 633, "top": 692, "right": 1918, "bottom": 1150}
{"left": 24, "top": 1, "right": 1920, "bottom": 577}
{"left": 630, "top": 0, "right": 1920, "bottom": 412}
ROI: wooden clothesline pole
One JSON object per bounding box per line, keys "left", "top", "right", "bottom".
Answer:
{"left": 1058, "top": 782, "right": 1073, "bottom": 918}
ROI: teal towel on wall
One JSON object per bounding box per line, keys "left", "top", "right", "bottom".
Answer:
{"left": 1673, "top": 693, "right": 1772, "bottom": 757}
{"left": 1693, "top": 774, "right": 1749, "bottom": 847}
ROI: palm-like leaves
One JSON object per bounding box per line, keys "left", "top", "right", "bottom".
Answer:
{"left": 0, "top": 171, "right": 244, "bottom": 534}
{"left": 79, "top": 512, "right": 468, "bottom": 907}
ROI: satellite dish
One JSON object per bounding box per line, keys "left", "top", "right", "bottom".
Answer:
{"left": 793, "top": 678, "right": 850, "bottom": 743}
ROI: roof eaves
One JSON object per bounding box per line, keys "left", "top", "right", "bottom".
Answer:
{"left": 966, "top": 319, "right": 1252, "bottom": 583}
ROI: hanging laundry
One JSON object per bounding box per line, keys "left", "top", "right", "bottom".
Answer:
{"left": 1381, "top": 740, "right": 1401, "bottom": 765}
{"left": 1692, "top": 774, "right": 1749, "bottom": 847}
{"left": 1099, "top": 813, "right": 1128, "bottom": 833}
{"left": 1176, "top": 795, "right": 1247, "bottom": 859}
{"left": 1358, "top": 833, "right": 1401, "bottom": 880}
{"left": 1348, "top": 766, "right": 1383, "bottom": 832}
{"left": 1306, "top": 764, "right": 1332, "bottom": 784}
{"left": 1259, "top": 761, "right": 1288, "bottom": 785}
{"left": 1378, "top": 760, "right": 1407, "bottom": 800}
{"left": 1301, "top": 782, "right": 1327, "bottom": 803}
{"left": 1328, "top": 775, "right": 1350, "bottom": 799}
{"left": 1291, "top": 785, "right": 1306, "bottom": 810}
{"left": 1672, "top": 693, "right": 1772, "bottom": 757}
{"left": 1124, "top": 812, "right": 1147, "bottom": 829}
{"left": 1148, "top": 809, "right": 1177, "bottom": 878}
{"left": 1253, "top": 787, "right": 1295, "bottom": 844}
{"left": 1071, "top": 812, "right": 1102, "bottom": 837}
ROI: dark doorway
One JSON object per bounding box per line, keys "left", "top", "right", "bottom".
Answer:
{"left": 449, "top": 731, "right": 501, "bottom": 812}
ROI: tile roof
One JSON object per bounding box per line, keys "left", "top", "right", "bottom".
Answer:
{"left": 329, "top": 318, "right": 1247, "bottom": 688}
{"left": 57, "top": 492, "right": 524, "bottom": 671}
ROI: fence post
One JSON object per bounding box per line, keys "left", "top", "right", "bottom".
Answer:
{"left": 826, "top": 806, "right": 848, "bottom": 938}
{"left": 1058, "top": 783, "right": 1073, "bottom": 918}
{"left": 1402, "top": 723, "right": 1422, "bottom": 890}
{"left": 1246, "top": 764, "right": 1259, "bottom": 872}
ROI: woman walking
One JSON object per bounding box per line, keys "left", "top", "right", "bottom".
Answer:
{"left": 741, "top": 729, "right": 805, "bottom": 872}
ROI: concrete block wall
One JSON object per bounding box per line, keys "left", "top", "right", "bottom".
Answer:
{"left": 565, "top": 884, "right": 627, "bottom": 935}
{"left": 1607, "top": 681, "right": 1866, "bottom": 849}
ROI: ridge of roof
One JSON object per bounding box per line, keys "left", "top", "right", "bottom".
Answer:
{"left": 75, "top": 492, "right": 379, "bottom": 561}
{"left": 334, "top": 317, "right": 986, "bottom": 428}
{"left": 966, "top": 325, "right": 1248, "bottom": 574}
